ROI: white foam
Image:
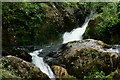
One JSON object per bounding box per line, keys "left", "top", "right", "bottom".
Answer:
{"left": 29, "top": 49, "right": 55, "bottom": 80}
{"left": 63, "top": 12, "right": 96, "bottom": 44}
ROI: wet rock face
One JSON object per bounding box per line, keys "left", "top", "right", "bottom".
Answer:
{"left": 51, "top": 65, "right": 68, "bottom": 80}
{"left": 0, "top": 56, "right": 49, "bottom": 79}
{"left": 56, "top": 39, "right": 119, "bottom": 79}
{"left": 46, "top": 4, "right": 78, "bottom": 33}
{"left": 2, "top": 47, "right": 32, "bottom": 62}
{"left": 60, "top": 39, "right": 112, "bottom": 57}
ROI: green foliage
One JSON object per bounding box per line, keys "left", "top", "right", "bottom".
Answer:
{"left": 84, "top": 71, "right": 107, "bottom": 79}
{"left": 2, "top": 2, "right": 120, "bottom": 45}
{"left": 84, "top": 71, "right": 116, "bottom": 79}
{"left": 1, "top": 63, "right": 19, "bottom": 78}
{"left": 103, "top": 44, "right": 111, "bottom": 48}
{"left": 2, "top": 2, "right": 61, "bottom": 46}
{"left": 84, "top": 2, "right": 120, "bottom": 44}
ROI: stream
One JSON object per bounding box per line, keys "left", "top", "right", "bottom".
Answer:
{"left": 29, "top": 49, "right": 56, "bottom": 80}
{"left": 27, "top": 11, "right": 120, "bottom": 79}
{"left": 2, "top": 11, "right": 119, "bottom": 80}
{"left": 28, "top": 11, "right": 97, "bottom": 79}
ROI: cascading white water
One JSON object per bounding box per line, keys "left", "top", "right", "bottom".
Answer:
{"left": 29, "top": 49, "right": 55, "bottom": 80}
{"left": 111, "top": 45, "right": 120, "bottom": 55}
{"left": 28, "top": 11, "right": 97, "bottom": 80}
{"left": 63, "top": 12, "right": 97, "bottom": 44}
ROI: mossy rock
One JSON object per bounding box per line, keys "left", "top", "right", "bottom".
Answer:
{"left": 1, "top": 69, "right": 21, "bottom": 78}
{"left": 0, "top": 56, "right": 49, "bottom": 79}
{"left": 59, "top": 46, "right": 118, "bottom": 79}
{"left": 113, "top": 69, "right": 120, "bottom": 79}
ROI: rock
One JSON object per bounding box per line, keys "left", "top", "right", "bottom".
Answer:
{"left": 52, "top": 39, "right": 114, "bottom": 59}
{"left": 45, "top": 3, "right": 78, "bottom": 33}
{"left": 84, "top": 16, "right": 120, "bottom": 44}
{"left": 61, "top": 39, "right": 116, "bottom": 56}
{"left": 2, "top": 3, "right": 82, "bottom": 46}
{"left": 2, "top": 69, "right": 21, "bottom": 78}
{"left": 113, "top": 69, "right": 120, "bottom": 79}
{"left": 55, "top": 39, "right": 119, "bottom": 79}
{"left": 2, "top": 47, "right": 32, "bottom": 62}
{"left": 0, "top": 56, "right": 49, "bottom": 79}
{"left": 51, "top": 65, "right": 68, "bottom": 80}
{"left": 60, "top": 47, "right": 118, "bottom": 78}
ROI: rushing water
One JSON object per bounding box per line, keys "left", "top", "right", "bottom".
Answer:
{"left": 63, "top": 12, "right": 97, "bottom": 44}
{"left": 2, "top": 10, "right": 119, "bottom": 80}
{"left": 27, "top": 12, "right": 97, "bottom": 80}
{"left": 112, "top": 45, "right": 119, "bottom": 53}
{"left": 29, "top": 49, "right": 56, "bottom": 80}
{"left": 27, "top": 11, "right": 120, "bottom": 80}
{"left": 112, "top": 45, "right": 120, "bottom": 55}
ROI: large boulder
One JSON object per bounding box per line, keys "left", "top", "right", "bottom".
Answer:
{"left": 59, "top": 47, "right": 118, "bottom": 79}
{"left": 84, "top": 16, "right": 120, "bottom": 44}
{"left": 2, "top": 47, "right": 32, "bottom": 62}
{"left": 60, "top": 39, "right": 113, "bottom": 56}
{"left": 54, "top": 39, "right": 119, "bottom": 79}
{"left": 0, "top": 56, "right": 49, "bottom": 79}
{"left": 46, "top": 39, "right": 113, "bottom": 61}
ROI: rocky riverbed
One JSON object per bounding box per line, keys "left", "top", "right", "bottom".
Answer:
{"left": 1, "top": 39, "right": 120, "bottom": 79}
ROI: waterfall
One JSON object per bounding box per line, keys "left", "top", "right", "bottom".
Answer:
{"left": 28, "top": 11, "right": 97, "bottom": 80}
{"left": 29, "top": 49, "right": 56, "bottom": 80}
{"left": 112, "top": 45, "right": 120, "bottom": 55}
{"left": 63, "top": 12, "right": 97, "bottom": 44}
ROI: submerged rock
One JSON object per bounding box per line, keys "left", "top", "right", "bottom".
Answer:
{"left": 0, "top": 56, "right": 49, "bottom": 79}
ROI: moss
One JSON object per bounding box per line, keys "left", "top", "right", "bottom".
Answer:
{"left": 2, "top": 69, "right": 20, "bottom": 78}
{"left": 0, "top": 56, "right": 49, "bottom": 79}
{"left": 91, "top": 52, "right": 97, "bottom": 55}
{"left": 106, "top": 71, "right": 116, "bottom": 78}
{"left": 103, "top": 43, "right": 112, "bottom": 49}
{"left": 68, "top": 75, "right": 77, "bottom": 79}
{"left": 1, "top": 63, "right": 20, "bottom": 78}
{"left": 59, "top": 46, "right": 119, "bottom": 79}
{"left": 84, "top": 71, "right": 107, "bottom": 79}
{"left": 1, "top": 63, "right": 17, "bottom": 76}
{"left": 84, "top": 70, "right": 118, "bottom": 80}
{"left": 91, "top": 52, "right": 97, "bottom": 59}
